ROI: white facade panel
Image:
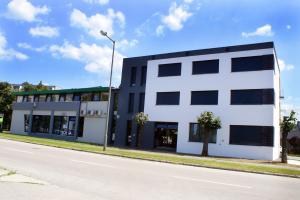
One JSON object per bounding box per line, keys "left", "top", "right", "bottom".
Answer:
{"left": 10, "top": 110, "right": 30, "bottom": 135}
{"left": 144, "top": 48, "right": 280, "bottom": 160}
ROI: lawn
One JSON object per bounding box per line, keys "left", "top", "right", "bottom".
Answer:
{"left": 1, "top": 132, "right": 300, "bottom": 178}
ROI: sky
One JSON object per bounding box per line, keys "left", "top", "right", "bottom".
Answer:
{"left": 0, "top": 0, "right": 299, "bottom": 112}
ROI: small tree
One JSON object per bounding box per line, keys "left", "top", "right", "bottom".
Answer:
{"left": 135, "top": 112, "right": 149, "bottom": 147}
{"left": 197, "top": 111, "right": 221, "bottom": 156}
{"left": 281, "top": 110, "right": 297, "bottom": 163}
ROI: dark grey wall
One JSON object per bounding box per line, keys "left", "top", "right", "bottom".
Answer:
{"left": 114, "top": 56, "right": 155, "bottom": 149}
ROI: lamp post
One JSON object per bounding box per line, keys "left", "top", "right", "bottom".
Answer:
{"left": 100, "top": 30, "right": 115, "bottom": 151}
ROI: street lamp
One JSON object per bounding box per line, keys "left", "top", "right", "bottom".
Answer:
{"left": 100, "top": 30, "right": 115, "bottom": 151}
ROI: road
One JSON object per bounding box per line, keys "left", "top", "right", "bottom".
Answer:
{"left": 0, "top": 138, "right": 299, "bottom": 200}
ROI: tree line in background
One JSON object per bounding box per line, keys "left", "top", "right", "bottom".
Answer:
{"left": 0, "top": 81, "right": 49, "bottom": 130}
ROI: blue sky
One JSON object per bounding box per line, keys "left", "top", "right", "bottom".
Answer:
{"left": 0, "top": 0, "right": 299, "bottom": 110}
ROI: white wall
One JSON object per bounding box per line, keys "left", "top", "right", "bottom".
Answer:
{"left": 10, "top": 110, "right": 30, "bottom": 135}
{"left": 144, "top": 48, "right": 280, "bottom": 160}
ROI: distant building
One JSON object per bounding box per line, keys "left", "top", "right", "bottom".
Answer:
{"left": 11, "top": 83, "right": 60, "bottom": 92}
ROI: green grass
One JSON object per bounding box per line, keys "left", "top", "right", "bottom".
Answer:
{"left": 1, "top": 132, "right": 300, "bottom": 177}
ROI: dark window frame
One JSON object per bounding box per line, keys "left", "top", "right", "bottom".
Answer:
{"left": 231, "top": 89, "right": 274, "bottom": 105}
{"left": 140, "top": 65, "right": 147, "bottom": 86}
{"left": 156, "top": 91, "right": 180, "bottom": 105}
{"left": 128, "top": 93, "right": 135, "bottom": 113}
{"left": 158, "top": 63, "right": 181, "bottom": 77}
{"left": 130, "top": 67, "right": 137, "bottom": 86}
{"left": 191, "top": 90, "right": 218, "bottom": 105}
{"left": 229, "top": 125, "right": 274, "bottom": 147}
{"left": 139, "top": 93, "right": 145, "bottom": 112}
{"left": 192, "top": 59, "right": 219, "bottom": 75}
{"left": 231, "top": 54, "right": 274, "bottom": 72}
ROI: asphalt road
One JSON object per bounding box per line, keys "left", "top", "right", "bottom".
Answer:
{"left": 0, "top": 138, "right": 299, "bottom": 200}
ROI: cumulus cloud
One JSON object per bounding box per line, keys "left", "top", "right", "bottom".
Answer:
{"left": 161, "top": 2, "right": 192, "bottom": 31}
{"left": 83, "top": 0, "right": 109, "bottom": 5}
{"left": 117, "top": 39, "right": 138, "bottom": 50}
{"left": 17, "top": 42, "right": 47, "bottom": 52}
{"left": 29, "top": 26, "right": 59, "bottom": 38}
{"left": 49, "top": 42, "right": 125, "bottom": 84}
{"left": 6, "top": 0, "right": 50, "bottom": 22}
{"left": 242, "top": 24, "right": 274, "bottom": 37}
{"left": 0, "top": 32, "right": 28, "bottom": 60}
{"left": 70, "top": 8, "right": 125, "bottom": 39}
{"left": 278, "top": 59, "right": 294, "bottom": 71}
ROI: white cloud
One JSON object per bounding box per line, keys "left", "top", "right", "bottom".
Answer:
{"left": 70, "top": 8, "right": 125, "bottom": 39}
{"left": 49, "top": 42, "right": 125, "bottom": 85}
{"left": 161, "top": 2, "right": 193, "bottom": 31}
{"left": 117, "top": 39, "right": 138, "bottom": 50}
{"left": 29, "top": 26, "right": 59, "bottom": 38}
{"left": 6, "top": 0, "right": 50, "bottom": 22}
{"left": 184, "top": 0, "right": 194, "bottom": 3}
{"left": 17, "top": 42, "right": 47, "bottom": 52}
{"left": 278, "top": 59, "right": 294, "bottom": 71}
{"left": 0, "top": 32, "right": 28, "bottom": 60}
{"left": 156, "top": 25, "right": 165, "bottom": 36}
{"left": 83, "top": 0, "right": 109, "bottom": 5}
{"left": 242, "top": 24, "right": 274, "bottom": 37}
{"left": 286, "top": 25, "right": 291, "bottom": 30}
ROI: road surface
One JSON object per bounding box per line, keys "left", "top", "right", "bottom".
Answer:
{"left": 0, "top": 138, "right": 299, "bottom": 200}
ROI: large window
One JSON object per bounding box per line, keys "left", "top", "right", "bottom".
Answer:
{"left": 73, "top": 93, "right": 81, "bottom": 101}
{"left": 156, "top": 92, "right": 180, "bottom": 105}
{"left": 140, "top": 66, "right": 147, "bottom": 86}
{"left": 22, "top": 95, "right": 28, "bottom": 102}
{"left": 192, "top": 60, "right": 219, "bottom": 74}
{"left": 31, "top": 115, "right": 50, "bottom": 133}
{"left": 81, "top": 93, "right": 93, "bottom": 101}
{"left": 46, "top": 95, "right": 53, "bottom": 102}
{"left": 130, "top": 67, "right": 137, "bottom": 86}
{"left": 39, "top": 95, "right": 46, "bottom": 102}
{"left": 24, "top": 114, "right": 30, "bottom": 132}
{"left": 191, "top": 90, "right": 218, "bottom": 105}
{"left": 59, "top": 94, "right": 66, "bottom": 102}
{"left": 158, "top": 63, "right": 181, "bottom": 77}
{"left": 139, "top": 93, "right": 145, "bottom": 112}
{"left": 101, "top": 92, "right": 109, "bottom": 101}
{"left": 128, "top": 93, "right": 135, "bottom": 113}
{"left": 229, "top": 125, "right": 274, "bottom": 146}
{"left": 33, "top": 95, "right": 39, "bottom": 102}
{"left": 189, "top": 123, "right": 217, "bottom": 143}
{"left": 66, "top": 94, "right": 73, "bottom": 102}
{"left": 53, "top": 116, "right": 76, "bottom": 136}
{"left": 92, "top": 93, "right": 101, "bottom": 101}
{"left": 231, "top": 54, "right": 274, "bottom": 72}
{"left": 231, "top": 89, "right": 274, "bottom": 105}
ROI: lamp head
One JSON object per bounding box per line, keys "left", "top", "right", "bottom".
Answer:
{"left": 100, "top": 30, "right": 107, "bottom": 36}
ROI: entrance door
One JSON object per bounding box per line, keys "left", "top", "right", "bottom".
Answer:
{"left": 154, "top": 122, "right": 178, "bottom": 150}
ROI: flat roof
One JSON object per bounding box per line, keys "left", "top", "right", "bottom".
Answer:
{"left": 124, "top": 42, "right": 275, "bottom": 61}
{"left": 13, "top": 86, "right": 110, "bottom": 96}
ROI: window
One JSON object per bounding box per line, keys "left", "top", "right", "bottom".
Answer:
{"left": 31, "top": 115, "right": 50, "bottom": 133}
{"left": 81, "top": 93, "right": 93, "bottom": 101}
{"left": 52, "top": 116, "right": 76, "bottom": 136}
{"left": 46, "top": 95, "right": 53, "bottom": 102}
{"left": 231, "top": 89, "right": 274, "bottom": 105}
{"left": 229, "top": 125, "right": 274, "bottom": 146}
{"left": 130, "top": 67, "right": 137, "bottom": 86}
{"left": 192, "top": 60, "right": 219, "bottom": 74}
{"left": 92, "top": 93, "right": 101, "bottom": 101}
{"left": 24, "top": 114, "right": 30, "bottom": 132}
{"left": 189, "top": 123, "right": 217, "bottom": 143}
{"left": 126, "top": 120, "right": 132, "bottom": 146}
{"left": 59, "top": 94, "right": 66, "bottom": 102}
{"left": 158, "top": 63, "right": 181, "bottom": 77}
{"left": 28, "top": 96, "right": 33, "bottom": 102}
{"left": 128, "top": 93, "right": 135, "bottom": 113}
{"left": 191, "top": 91, "right": 218, "bottom": 105}
{"left": 156, "top": 92, "right": 180, "bottom": 105}
{"left": 53, "top": 95, "right": 59, "bottom": 102}
{"left": 66, "top": 94, "right": 73, "bottom": 102}
{"left": 73, "top": 93, "right": 81, "bottom": 101}
{"left": 39, "top": 95, "right": 46, "bottom": 102}
{"left": 101, "top": 92, "right": 109, "bottom": 101}
{"left": 22, "top": 95, "right": 28, "bottom": 102}
{"left": 140, "top": 66, "right": 147, "bottom": 85}
{"left": 33, "top": 95, "right": 39, "bottom": 102}
{"left": 231, "top": 54, "right": 274, "bottom": 72}
{"left": 139, "top": 93, "right": 145, "bottom": 112}
{"left": 77, "top": 117, "right": 84, "bottom": 137}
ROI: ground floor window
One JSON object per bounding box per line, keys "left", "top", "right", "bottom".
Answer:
{"left": 189, "top": 123, "right": 217, "bottom": 143}
{"left": 229, "top": 125, "right": 274, "bottom": 147}
{"left": 77, "top": 117, "right": 84, "bottom": 137}
{"left": 32, "top": 115, "right": 50, "bottom": 133}
{"left": 24, "top": 114, "right": 30, "bottom": 132}
{"left": 154, "top": 122, "right": 178, "bottom": 149}
{"left": 53, "top": 116, "right": 76, "bottom": 136}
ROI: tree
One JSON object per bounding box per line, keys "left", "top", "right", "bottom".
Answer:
{"left": 134, "top": 112, "right": 149, "bottom": 147}
{"left": 21, "top": 82, "right": 35, "bottom": 92}
{"left": 0, "top": 82, "right": 15, "bottom": 130}
{"left": 197, "top": 111, "right": 221, "bottom": 156}
{"left": 281, "top": 110, "right": 297, "bottom": 163}
{"left": 35, "top": 81, "right": 49, "bottom": 91}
